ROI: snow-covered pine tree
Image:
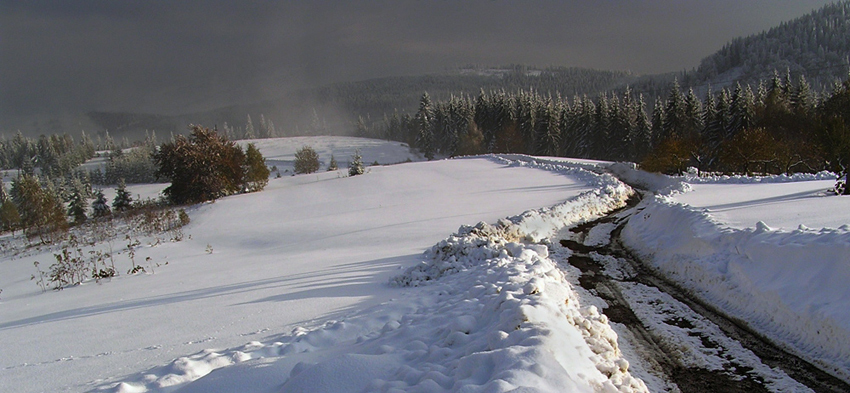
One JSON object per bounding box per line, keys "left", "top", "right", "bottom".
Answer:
{"left": 245, "top": 114, "right": 256, "bottom": 139}
{"left": 349, "top": 149, "right": 364, "bottom": 176}
{"left": 415, "top": 93, "right": 435, "bottom": 160}
{"left": 92, "top": 189, "right": 111, "bottom": 218}
{"left": 112, "top": 179, "right": 132, "bottom": 212}
{"left": 67, "top": 186, "right": 88, "bottom": 225}
{"left": 259, "top": 114, "right": 270, "bottom": 139}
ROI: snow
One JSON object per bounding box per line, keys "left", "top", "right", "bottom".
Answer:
{"left": 620, "top": 169, "right": 850, "bottom": 382}
{"left": 0, "top": 145, "right": 638, "bottom": 393}
{"left": 673, "top": 180, "right": 849, "bottom": 230}
{"left": 2, "top": 138, "right": 848, "bottom": 391}
{"left": 236, "top": 136, "right": 423, "bottom": 174}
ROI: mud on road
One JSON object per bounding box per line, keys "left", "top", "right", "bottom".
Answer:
{"left": 553, "top": 194, "right": 850, "bottom": 393}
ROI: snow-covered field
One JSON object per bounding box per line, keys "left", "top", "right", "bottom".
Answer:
{"left": 1, "top": 136, "right": 848, "bottom": 392}
{"left": 237, "top": 136, "right": 422, "bottom": 174}
{"left": 621, "top": 171, "right": 850, "bottom": 382}
{"left": 1, "top": 143, "right": 638, "bottom": 392}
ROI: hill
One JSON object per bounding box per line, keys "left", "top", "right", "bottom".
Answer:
{"left": 684, "top": 1, "right": 850, "bottom": 90}
{"left": 26, "top": 2, "right": 850, "bottom": 148}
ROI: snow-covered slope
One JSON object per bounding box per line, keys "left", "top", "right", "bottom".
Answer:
{"left": 621, "top": 172, "right": 850, "bottom": 381}
{"left": 236, "top": 136, "right": 422, "bottom": 174}
{"left": 0, "top": 154, "right": 626, "bottom": 393}
{"left": 97, "top": 155, "right": 641, "bottom": 393}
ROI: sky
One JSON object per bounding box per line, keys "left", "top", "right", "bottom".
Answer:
{"left": 0, "top": 0, "right": 838, "bottom": 129}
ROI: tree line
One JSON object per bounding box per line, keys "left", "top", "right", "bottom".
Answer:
{"left": 0, "top": 125, "right": 271, "bottom": 240}
{"left": 375, "top": 71, "right": 850, "bottom": 185}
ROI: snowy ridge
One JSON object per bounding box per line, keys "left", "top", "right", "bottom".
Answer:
{"left": 621, "top": 195, "right": 850, "bottom": 382}
{"left": 484, "top": 154, "right": 634, "bottom": 242}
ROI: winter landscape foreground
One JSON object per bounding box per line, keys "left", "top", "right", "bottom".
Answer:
{"left": 1, "top": 138, "right": 848, "bottom": 392}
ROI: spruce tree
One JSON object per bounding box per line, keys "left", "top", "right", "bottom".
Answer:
{"left": 349, "top": 149, "right": 364, "bottom": 176}
{"left": 327, "top": 155, "right": 338, "bottom": 171}
{"left": 245, "top": 114, "right": 256, "bottom": 139}
{"left": 68, "top": 187, "right": 88, "bottom": 225}
{"left": 113, "top": 179, "right": 132, "bottom": 212}
{"left": 244, "top": 143, "right": 269, "bottom": 191}
{"left": 416, "top": 93, "right": 435, "bottom": 160}
{"left": 92, "top": 189, "right": 111, "bottom": 218}
{"left": 0, "top": 199, "right": 20, "bottom": 233}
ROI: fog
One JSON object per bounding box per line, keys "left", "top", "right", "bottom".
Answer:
{"left": 0, "top": 0, "right": 836, "bottom": 130}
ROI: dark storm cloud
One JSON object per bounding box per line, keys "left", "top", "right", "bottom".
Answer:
{"left": 0, "top": 0, "right": 836, "bottom": 127}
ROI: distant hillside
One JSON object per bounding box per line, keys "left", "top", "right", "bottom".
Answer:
{"left": 84, "top": 2, "right": 850, "bottom": 142}
{"left": 684, "top": 1, "right": 850, "bottom": 90}
{"left": 82, "top": 67, "right": 639, "bottom": 140}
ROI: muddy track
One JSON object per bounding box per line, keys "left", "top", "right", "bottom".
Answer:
{"left": 555, "top": 193, "right": 850, "bottom": 393}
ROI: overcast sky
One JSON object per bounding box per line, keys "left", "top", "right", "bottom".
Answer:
{"left": 0, "top": 0, "right": 837, "bottom": 126}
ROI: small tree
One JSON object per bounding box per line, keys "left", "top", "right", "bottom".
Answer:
{"left": 327, "top": 154, "right": 338, "bottom": 171}
{"left": 92, "top": 189, "right": 111, "bottom": 218}
{"left": 294, "top": 145, "right": 320, "bottom": 174}
{"left": 0, "top": 200, "right": 20, "bottom": 233}
{"left": 349, "top": 149, "right": 364, "bottom": 176}
{"left": 68, "top": 187, "right": 88, "bottom": 225}
{"left": 113, "top": 179, "right": 133, "bottom": 212}
{"left": 244, "top": 143, "right": 269, "bottom": 192}
{"left": 11, "top": 174, "right": 66, "bottom": 239}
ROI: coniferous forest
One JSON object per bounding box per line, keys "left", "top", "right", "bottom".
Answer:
{"left": 377, "top": 72, "right": 849, "bottom": 179}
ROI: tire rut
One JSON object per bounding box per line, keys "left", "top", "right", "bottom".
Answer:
{"left": 555, "top": 193, "right": 850, "bottom": 393}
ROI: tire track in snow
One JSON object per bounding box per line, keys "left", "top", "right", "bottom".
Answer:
{"left": 555, "top": 194, "right": 850, "bottom": 393}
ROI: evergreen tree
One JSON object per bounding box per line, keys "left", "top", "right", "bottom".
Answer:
{"left": 244, "top": 143, "right": 270, "bottom": 191}
{"left": 632, "top": 94, "right": 653, "bottom": 160}
{"left": 415, "top": 93, "right": 435, "bottom": 160}
{"left": 245, "top": 114, "right": 256, "bottom": 139}
{"left": 592, "top": 93, "right": 611, "bottom": 159}
{"left": 349, "top": 149, "right": 364, "bottom": 176}
{"left": 663, "top": 80, "right": 687, "bottom": 140}
{"left": 113, "top": 179, "right": 132, "bottom": 212}
{"left": 0, "top": 199, "right": 20, "bottom": 233}
{"left": 40, "top": 180, "right": 68, "bottom": 239}
{"left": 651, "top": 96, "right": 666, "bottom": 147}
{"left": 11, "top": 174, "right": 44, "bottom": 234}
{"left": 534, "top": 98, "right": 560, "bottom": 156}
{"left": 258, "top": 114, "right": 270, "bottom": 139}
{"left": 268, "top": 119, "right": 278, "bottom": 138}
{"left": 327, "top": 154, "right": 338, "bottom": 171}
{"left": 68, "top": 186, "right": 88, "bottom": 225}
{"left": 92, "top": 188, "right": 111, "bottom": 218}
{"left": 684, "top": 88, "right": 704, "bottom": 139}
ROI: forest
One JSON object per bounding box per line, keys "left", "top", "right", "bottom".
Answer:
{"left": 373, "top": 71, "right": 850, "bottom": 184}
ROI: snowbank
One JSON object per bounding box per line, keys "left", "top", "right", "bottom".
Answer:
{"left": 622, "top": 194, "right": 850, "bottom": 381}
